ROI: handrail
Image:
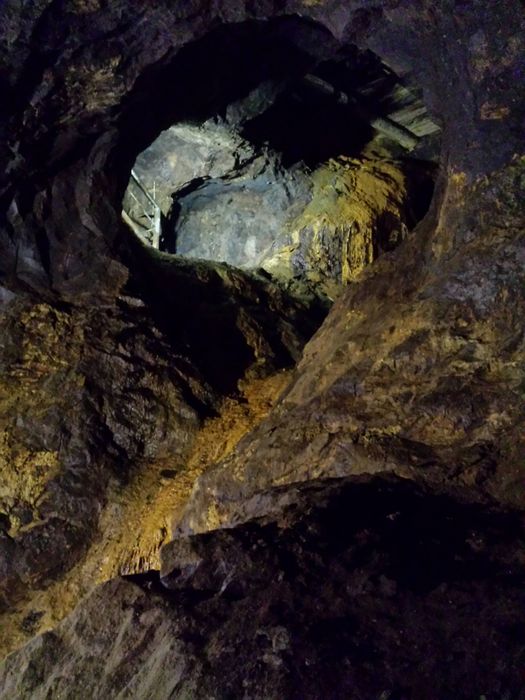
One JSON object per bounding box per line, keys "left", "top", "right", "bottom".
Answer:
{"left": 130, "top": 170, "right": 160, "bottom": 209}
{"left": 122, "top": 170, "right": 162, "bottom": 249}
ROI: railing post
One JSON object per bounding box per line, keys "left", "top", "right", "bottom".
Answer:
{"left": 123, "top": 171, "right": 162, "bottom": 248}
{"left": 152, "top": 205, "right": 161, "bottom": 249}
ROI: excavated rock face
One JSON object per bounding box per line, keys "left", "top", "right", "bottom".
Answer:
{"left": 181, "top": 156, "right": 525, "bottom": 535}
{"left": 125, "top": 46, "right": 439, "bottom": 297}
{"left": 0, "top": 0, "right": 524, "bottom": 697}
{"left": 2, "top": 479, "right": 525, "bottom": 698}
{"left": 0, "top": 252, "right": 325, "bottom": 653}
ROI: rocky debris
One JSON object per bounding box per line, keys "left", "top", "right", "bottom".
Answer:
{"left": 1, "top": 476, "right": 525, "bottom": 699}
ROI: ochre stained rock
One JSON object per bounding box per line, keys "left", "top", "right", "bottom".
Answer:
{"left": 0, "top": 368, "right": 291, "bottom": 659}
{"left": 181, "top": 156, "right": 525, "bottom": 535}
{"left": 1, "top": 478, "right": 525, "bottom": 699}
{"left": 267, "top": 150, "right": 410, "bottom": 296}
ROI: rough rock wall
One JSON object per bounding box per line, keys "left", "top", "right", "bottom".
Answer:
{"left": 0, "top": 251, "right": 324, "bottom": 656}
{"left": 0, "top": 0, "right": 524, "bottom": 697}
{"left": 2, "top": 479, "right": 525, "bottom": 699}
{"left": 127, "top": 122, "right": 257, "bottom": 218}
{"left": 0, "top": 298, "right": 199, "bottom": 600}
{"left": 125, "top": 56, "right": 439, "bottom": 291}
{"left": 278, "top": 151, "right": 413, "bottom": 293}
{"left": 127, "top": 123, "right": 418, "bottom": 295}
{"left": 170, "top": 144, "right": 311, "bottom": 270}
{"left": 181, "top": 158, "right": 525, "bottom": 535}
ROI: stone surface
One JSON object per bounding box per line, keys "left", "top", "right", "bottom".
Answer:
{"left": 0, "top": 296, "right": 203, "bottom": 612}
{"left": 180, "top": 156, "right": 525, "bottom": 535}
{"left": 0, "top": 0, "right": 523, "bottom": 696}
{"left": 0, "top": 252, "right": 323, "bottom": 655}
{"left": 0, "top": 367, "right": 291, "bottom": 659}
{"left": 124, "top": 49, "right": 439, "bottom": 293}
{"left": 127, "top": 121, "right": 254, "bottom": 218}
{"left": 170, "top": 147, "right": 311, "bottom": 270}
{"left": 129, "top": 127, "right": 435, "bottom": 299}
{"left": 2, "top": 477, "right": 525, "bottom": 699}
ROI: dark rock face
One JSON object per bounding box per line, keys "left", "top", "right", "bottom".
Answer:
{"left": 0, "top": 253, "right": 325, "bottom": 623}
{"left": 0, "top": 0, "right": 524, "bottom": 696}
{"left": 2, "top": 478, "right": 525, "bottom": 699}
{"left": 0, "top": 296, "right": 204, "bottom": 611}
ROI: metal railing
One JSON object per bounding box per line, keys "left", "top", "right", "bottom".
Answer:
{"left": 122, "top": 170, "right": 162, "bottom": 249}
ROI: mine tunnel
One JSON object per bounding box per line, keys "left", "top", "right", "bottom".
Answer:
{"left": 0, "top": 3, "right": 524, "bottom": 699}
{"left": 114, "top": 18, "right": 441, "bottom": 396}
{"left": 121, "top": 19, "right": 439, "bottom": 300}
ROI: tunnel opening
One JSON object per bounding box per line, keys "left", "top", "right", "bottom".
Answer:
{"left": 119, "top": 18, "right": 441, "bottom": 303}
{"left": 110, "top": 17, "right": 444, "bottom": 396}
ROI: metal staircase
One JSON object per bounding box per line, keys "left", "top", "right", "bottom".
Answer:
{"left": 122, "top": 170, "right": 162, "bottom": 249}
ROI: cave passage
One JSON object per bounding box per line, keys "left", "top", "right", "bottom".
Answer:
{"left": 121, "top": 19, "right": 441, "bottom": 299}
{"left": 1, "top": 1, "right": 523, "bottom": 693}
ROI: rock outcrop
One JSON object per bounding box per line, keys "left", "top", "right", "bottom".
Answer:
{"left": 0, "top": 253, "right": 324, "bottom": 656}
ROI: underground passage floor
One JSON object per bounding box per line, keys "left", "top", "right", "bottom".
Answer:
{"left": 0, "top": 4, "right": 524, "bottom": 700}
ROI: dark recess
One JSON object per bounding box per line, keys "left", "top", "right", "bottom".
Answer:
{"left": 141, "top": 477, "right": 525, "bottom": 698}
